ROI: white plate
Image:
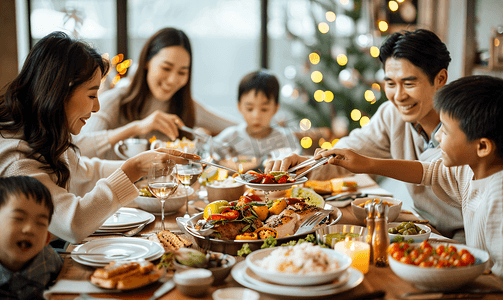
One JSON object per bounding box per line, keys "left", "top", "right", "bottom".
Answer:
{"left": 234, "top": 176, "right": 308, "bottom": 191}
{"left": 71, "top": 237, "right": 164, "bottom": 265}
{"left": 96, "top": 214, "right": 155, "bottom": 232}
{"left": 245, "top": 247, "right": 351, "bottom": 286}
{"left": 244, "top": 265, "right": 351, "bottom": 291}
{"left": 71, "top": 246, "right": 164, "bottom": 268}
{"left": 100, "top": 208, "right": 153, "bottom": 227}
{"left": 231, "top": 261, "right": 363, "bottom": 298}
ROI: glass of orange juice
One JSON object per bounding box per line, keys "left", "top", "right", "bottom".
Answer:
{"left": 333, "top": 237, "right": 370, "bottom": 274}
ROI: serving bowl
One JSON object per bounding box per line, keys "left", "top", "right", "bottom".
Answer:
{"left": 351, "top": 197, "right": 402, "bottom": 223}
{"left": 315, "top": 224, "right": 368, "bottom": 247}
{"left": 245, "top": 246, "right": 351, "bottom": 286}
{"left": 173, "top": 252, "right": 236, "bottom": 284}
{"left": 206, "top": 181, "right": 245, "bottom": 202}
{"left": 388, "top": 243, "right": 490, "bottom": 291}
{"left": 388, "top": 222, "right": 431, "bottom": 243}
{"left": 133, "top": 185, "right": 194, "bottom": 215}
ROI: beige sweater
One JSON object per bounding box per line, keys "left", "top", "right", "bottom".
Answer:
{"left": 0, "top": 130, "right": 138, "bottom": 243}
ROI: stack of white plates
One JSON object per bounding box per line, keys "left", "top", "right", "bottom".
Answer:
{"left": 94, "top": 208, "right": 155, "bottom": 234}
{"left": 71, "top": 237, "right": 165, "bottom": 267}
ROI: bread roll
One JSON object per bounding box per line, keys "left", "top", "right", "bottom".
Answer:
{"left": 90, "top": 260, "right": 160, "bottom": 289}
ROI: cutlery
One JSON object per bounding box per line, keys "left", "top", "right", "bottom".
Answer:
{"left": 180, "top": 126, "right": 211, "bottom": 142}
{"left": 293, "top": 155, "right": 334, "bottom": 179}
{"left": 188, "top": 158, "right": 257, "bottom": 182}
{"left": 58, "top": 252, "right": 130, "bottom": 258}
{"left": 148, "top": 279, "right": 175, "bottom": 300}
{"left": 324, "top": 192, "right": 393, "bottom": 202}
{"left": 294, "top": 209, "right": 333, "bottom": 235}
{"left": 91, "top": 220, "right": 149, "bottom": 237}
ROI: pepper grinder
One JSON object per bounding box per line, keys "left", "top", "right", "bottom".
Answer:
{"left": 364, "top": 201, "right": 376, "bottom": 263}
{"left": 372, "top": 200, "right": 390, "bottom": 267}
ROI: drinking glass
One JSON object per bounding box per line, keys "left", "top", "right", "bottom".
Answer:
{"left": 333, "top": 236, "right": 370, "bottom": 274}
{"left": 177, "top": 162, "right": 203, "bottom": 218}
{"left": 148, "top": 160, "right": 178, "bottom": 231}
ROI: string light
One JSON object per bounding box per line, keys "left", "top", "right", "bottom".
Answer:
{"left": 325, "top": 91, "right": 334, "bottom": 102}
{"left": 332, "top": 139, "right": 340, "bottom": 146}
{"left": 301, "top": 137, "right": 313, "bottom": 149}
{"left": 351, "top": 109, "right": 362, "bottom": 121}
{"left": 495, "top": 38, "right": 500, "bottom": 47}
{"left": 378, "top": 21, "right": 388, "bottom": 32}
{"left": 314, "top": 90, "right": 325, "bottom": 102}
{"left": 336, "top": 54, "right": 348, "bottom": 66}
{"left": 370, "top": 46, "right": 380, "bottom": 58}
{"left": 326, "top": 11, "right": 336, "bottom": 22}
{"left": 371, "top": 83, "right": 381, "bottom": 91}
{"left": 388, "top": 1, "right": 399, "bottom": 12}
{"left": 321, "top": 142, "right": 332, "bottom": 149}
{"left": 309, "top": 52, "right": 321, "bottom": 64}
{"left": 364, "top": 90, "right": 375, "bottom": 102}
{"left": 318, "top": 22, "right": 330, "bottom": 34}
{"left": 360, "top": 116, "right": 370, "bottom": 127}
{"left": 299, "top": 118, "right": 311, "bottom": 131}
{"left": 311, "top": 71, "right": 323, "bottom": 83}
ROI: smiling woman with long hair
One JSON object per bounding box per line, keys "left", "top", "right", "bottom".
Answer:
{"left": 0, "top": 31, "right": 196, "bottom": 243}
{"left": 74, "top": 27, "right": 236, "bottom": 159}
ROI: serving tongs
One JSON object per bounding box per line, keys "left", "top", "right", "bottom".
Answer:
{"left": 288, "top": 155, "right": 335, "bottom": 180}
{"left": 180, "top": 126, "right": 211, "bottom": 142}
{"left": 187, "top": 158, "right": 257, "bottom": 182}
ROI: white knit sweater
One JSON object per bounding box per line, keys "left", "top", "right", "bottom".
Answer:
{"left": 422, "top": 160, "right": 503, "bottom": 279}
{"left": 311, "top": 101, "right": 464, "bottom": 238}
{"left": 0, "top": 130, "right": 139, "bottom": 243}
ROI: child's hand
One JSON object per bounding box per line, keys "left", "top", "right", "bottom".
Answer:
{"left": 318, "top": 148, "right": 373, "bottom": 174}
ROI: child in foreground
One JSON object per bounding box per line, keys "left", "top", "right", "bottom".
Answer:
{"left": 0, "top": 176, "right": 63, "bottom": 299}
{"left": 317, "top": 75, "right": 503, "bottom": 279}
{"left": 213, "top": 70, "right": 301, "bottom": 160}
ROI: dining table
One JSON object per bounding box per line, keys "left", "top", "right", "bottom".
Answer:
{"left": 46, "top": 175, "right": 503, "bottom": 300}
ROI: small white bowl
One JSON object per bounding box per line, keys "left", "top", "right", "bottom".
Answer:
{"left": 387, "top": 222, "right": 431, "bottom": 243}
{"left": 351, "top": 197, "right": 402, "bottom": 223}
{"left": 174, "top": 268, "right": 213, "bottom": 297}
{"left": 133, "top": 184, "right": 194, "bottom": 215}
{"left": 388, "top": 243, "right": 490, "bottom": 291}
{"left": 206, "top": 182, "right": 245, "bottom": 202}
{"left": 212, "top": 287, "right": 260, "bottom": 300}
{"left": 245, "top": 246, "right": 351, "bottom": 286}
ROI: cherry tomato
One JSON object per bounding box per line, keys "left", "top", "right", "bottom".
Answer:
{"left": 277, "top": 175, "right": 288, "bottom": 184}
{"left": 388, "top": 243, "right": 402, "bottom": 254}
{"left": 409, "top": 249, "right": 420, "bottom": 261}
{"left": 420, "top": 240, "right": 432, "bottom": 251}
{"left": 447, "top": 245, "right": 458, "bottom": 254}
{"left": 261, "top": 175, "right": 275, "bottom": 184}
{"left": 400, "top": 256, "right": 413, "bottom": 264}
{"left": 414, "top": 253, "right": 428, "bottom": 265}
{"left": 399, "top": 242, "right": 410, "bottom": 251}
{"left": 461, "top": 253, "right": 475, "bottom": 265}
{"left": 435, "top": 245, "right": 446, "bottom": 256}
{"left": 392, "top": 250, "right": 405, "bottom": 261}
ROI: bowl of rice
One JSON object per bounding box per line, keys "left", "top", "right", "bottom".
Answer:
{"left": 206, "top": 177, "right": 245, "bottom": 202}
{"left": 245, "top": 243, "right": 351, "bottom": 286}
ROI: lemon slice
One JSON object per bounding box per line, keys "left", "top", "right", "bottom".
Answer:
{"left": 291, "top": 187, "right": 325, "bottom": 208}
{"left": 203, "top": 200, "right": 230, "bottom": 220}
{"left": 199, "top": 166, "right": 219, "bottom": 186}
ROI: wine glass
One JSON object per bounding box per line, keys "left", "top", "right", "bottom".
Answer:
{"left": 148, "top": 160, "right": 178, "bottom": 231}
{"left": 177, "top": 162, "right": 203, "bottom": 218}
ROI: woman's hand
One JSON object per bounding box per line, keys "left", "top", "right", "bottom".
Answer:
{"left": 121, "top": 148, "right": 200, "bottom": 183}
{"left": 134, "top": 110, "right": 185, "bottom": 141}
{"left": 264, "top": 153, "right": 312, "bottom": 174}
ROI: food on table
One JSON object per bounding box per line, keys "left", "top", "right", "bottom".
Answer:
{"left": 90, "top": 260, "right": 161, "bottom": 289}
{"left": 148, "top": 230, "right": 192, "bottom": 251}
{"left": 304, "top": 180, "right": 333, "bottom": 194}
{"left": 257, "top": 243, "right": 339, "bottom": 273}
{"left": 290, "top": 187, "right": 325, "bottom": 208}
{"left": 205, "top": 176, "right": 242, "bottom": 188}
{"left": 304, "top": 178, "right": 358, "bottom": 195}
{"left": 244, "top": 170, "right": 295, "bottom": 184}
{"left": 254, "top": 227, "right": 278, "bottom": 239}
{"left": 174, "top": 248, "right": 208, "bottom": 267}
{"left": 357, "top": 198, "right": 393, "bottom": 208}
{"left": 388, "top": 222, "right": 427, "bottom": 235}
{"left": 324, "top": 232, "right": 361, "bottom": 245}
{"left": 197, "top": 195, "right": 326, "bottom": 240}
{"left": 203, "top": 200, "right": 230, "bottom": 220}
{"left": 388, "top": 240, "right": 476, "bottom": 268}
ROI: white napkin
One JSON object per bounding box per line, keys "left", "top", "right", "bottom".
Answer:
{"left": 43, "top": 279, "right": 121, "bottom": 298}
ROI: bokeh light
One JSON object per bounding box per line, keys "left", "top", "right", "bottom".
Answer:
{"left": 389, "top": 1, "right": 399, "bottom": 12}
{"left": 397, "top": 0, "right": 404, "bottom": 2}
{"left": 351, "top": 109, "right": 362, "bottom": 121}
{"left": 336, "top": 54, "right": 348, "bottom": 66}
{"left": 326, "top": 11, "right": 336, "bottom": 22}
{"left": 309, "top": 52, "right": 321, "bottom": 65}
{"left": 371, "top": 83, "right": 381, "bottom": 91}
{"left": 364, "top": 90, "right": 375, "bottom": 102}
{"left": 318, "top": 22, "right": 330, "bottom": 34}
{"left": 325, "top": 91, "right": 334, "bottom": 102}
{"left": 311, "top": 71, "right": 323, "bottom": 83}
{"left": 301, "top": 137, "right": 313, "bottom": 149}
{"left": 314, "top": 90, "right": 325, "bottom": 102}
{"left": 340, "top": 0, "right": 349, "bottom": 5}
{"left": 378, "top": 21, "right": 389, "bottom": 32}
{"left": 321, "top": 142, "right": 333, "bottom": 149}
{"left": 319, "top": 138, "right": 326, "bottom": 147}
{"left": 332, "top": 139, "right": 340, "bottom": 146}
{"left": 360, "top": 116, "right": 370, "bottom": 127}
{"left": 299, "top": 118, "right": 311, "bottom": 131}
{"left": 495, "top": 38, "right": 500, "bottom": 47}
{"left": 370, "top": 46, "right": 380, "bottom": 57}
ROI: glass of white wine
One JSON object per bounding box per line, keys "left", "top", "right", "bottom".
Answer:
{"left": 177, "top": 162, "right": 203, "bottom": 218}
{"left": 148, "top": 160, "right": 178, "bottom": 231}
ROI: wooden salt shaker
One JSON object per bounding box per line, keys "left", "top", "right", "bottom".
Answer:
{"left": 372, "top": 200, "right": 390, "bottom": 267}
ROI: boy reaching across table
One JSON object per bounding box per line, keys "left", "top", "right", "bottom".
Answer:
{"left": 212, "top": 70, "right": 301, "bottom": 160}
{"left": 0, "top": 176, "right": 63, "bottom": 299}
{"left": 317, "top": 75, "right": 503, "bottom": 279}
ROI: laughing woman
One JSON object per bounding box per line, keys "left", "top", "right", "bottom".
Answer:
{"left": 74, "top": 27, "right": 236, "bottom": 159}
{"left": 0, "top": 32, "right": 197, "bottom": 243}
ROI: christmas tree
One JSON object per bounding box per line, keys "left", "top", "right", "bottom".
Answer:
{"left": 282, "top": 0, "right": 386, "bottom": 151}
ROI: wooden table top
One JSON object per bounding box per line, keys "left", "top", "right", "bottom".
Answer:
{"left": 48, "top": 182, "right": 503, "bottom": 300}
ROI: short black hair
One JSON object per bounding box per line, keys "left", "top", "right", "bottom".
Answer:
{"left": 434, "top": 75, "right": 503, "bottom": 159}
{"left": 379, "top": 29, "right": 451, "bottom": 84}
{"left": 238, "top": 70, "right": 280, "bottom": 104}
{"left": 0, "top": 176, "right": 54, "bottom": 223}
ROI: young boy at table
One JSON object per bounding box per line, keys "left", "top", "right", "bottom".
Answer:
{"left": 318, "top": 75, "right": 503, "bottom": 279}
{"left": 212, "top": 70, "right": 301, "bottom": 160}
{"left": 0, "top": 176, "right": 63, "bottom": 299}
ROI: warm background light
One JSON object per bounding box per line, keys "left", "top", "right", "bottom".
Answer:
{"left": 364, "top": 90, "right": 375, "bottom": 102}
{"left": 360, "top": 116, "right": 370, "bottom": 127}
{"left": 301, "top": 137, "right": 313, "bottom": 148}
{"left": 299, "top": 118, "right": 311, "bottom": 131}
{"left": 311, "top": 71, "right": 323, "bottom": 83}
{"left": 309, "top": 52, "right": 321, "bottom": 65}
{"left": 318, "top": 22, "right": 330, "bottom": 34}
{"left": 336, "top": 54, "right": 348, "bottom": 66}
{"left": 370, "top": 46, "right": 380, "bottom": 58}
{"left": 351, "top": 109, "right": 362, "bottom": 121}
{"left": 388, "top": 1, "right": 399, "bottom": 12}
{"left": 326, "top": 11, "right": 336, "bottom": 22}
{"left": 314, "top": 90, "right": 325, "bottom": 102}
{"left": 378, "top": 21, "right": 388, "bottom": 32}
{"left": 371, "top": 83, "right": 381, "bottom": 91}
{"left": 325, "top": 91, "right": 334, "bottom": 102}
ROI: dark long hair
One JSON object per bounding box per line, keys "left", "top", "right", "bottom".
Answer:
{"left": 120, "top": 27, "right": 195, "bottom": 129}
{"left": 0, "top": 31, "right": 109, "bottom": 187}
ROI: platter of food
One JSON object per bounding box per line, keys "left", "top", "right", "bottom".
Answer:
{"left": 183, "top": 195, "right": 342, "bottom": 255}
{"left": 90, "top": 260, "right": 165, "bottom": 290}
{"left": 234, "top": 176, "right": 308, "bottom": 191}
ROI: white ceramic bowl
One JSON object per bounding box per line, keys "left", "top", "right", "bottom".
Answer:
{"left": 245, "top": 246, "right": 351, "bottom": 286}
{"left": 213, "top": 288, "right": 260, "bottom": 300}
{"left": 388, "top": 243, "right": 490, "bottom": 291}
{"left": 133, "top": 185, "right": 194, "bottom": 215}
{"left": 315, "top": 224, "right": 368, "bottom": 247}
{"left": 206, "top": 181, "right": 245, "bottom": 202}
{"left": 351, "top": 197, "right": 402, "bottom": 223}
{"left": 387, "top": 222, "right": 431, "bottom": 243}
